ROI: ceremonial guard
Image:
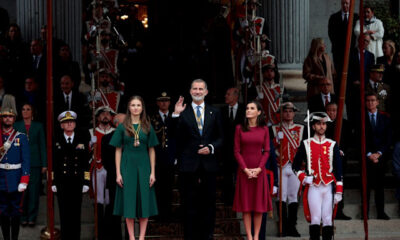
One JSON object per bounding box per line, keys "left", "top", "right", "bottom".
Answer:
{"left": 89, "top": 106, "right": 116, "bottom": 239}
{"left": 150, "top": 92, "right": 176, "bottom": 220}
{"left": 271, "top": 102, "right": 303, "bottom": 237}
{"left": 52, "top": 111, "right": 90, "bottom": 240}
{"left": 293, "top": 112, "right": 343, "bottom": 240}
{"left": 101, "top": 113, "right": 126, "bottom": 240}
{"left": 92, "top": 69, "right": 121, "bottom": 113}
{"left": 0, "top": 108, "right": 30, "bottom": 240}
{"left": 257, "top": 56, "right": 282, "bottom": 126}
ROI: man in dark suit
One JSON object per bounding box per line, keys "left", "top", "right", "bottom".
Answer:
{"left": 29, "top": 39, "right": 46, "bottom": 88}
{"left": 172, "top": 79, "right": 223, "bottom": 240}
{"left": 308, "top": 77, "right": 338, "bottom": 113}
{"left": 347, "top": 34, "right": 375, "bottom": 125}
{"left": 150, "top": 92, "right": 177, "bottom": 221}
{"left": 51, "top": 111, "right": 91, "bottom": 240}
{"left": 364, "top": 92, "right": 392, "bottom": 220}
{"left": 54, "top": 75, "right": 90, "bottom": 129}
{"left": 328, "top": 0, "right": 359, "bottom": 93}
{"left": 220, "top": 87, "right": 245, "bottom": 206}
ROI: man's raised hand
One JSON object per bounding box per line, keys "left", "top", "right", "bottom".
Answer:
{"left": 173, "top": 96, "right": 186, "bottom": 115}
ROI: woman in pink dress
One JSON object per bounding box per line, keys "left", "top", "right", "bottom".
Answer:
{"left": 233, "top": 100, "right": 272, "bottom": 240}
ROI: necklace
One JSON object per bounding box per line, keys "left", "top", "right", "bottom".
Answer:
{"left": 132, "top": 123, "right": 141, "bottom": 147}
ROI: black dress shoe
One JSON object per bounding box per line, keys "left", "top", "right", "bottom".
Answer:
{"left": 377, "top": 212, "right": 390, "bottom": 220}
{"left": 335, "top": 212, "right": 352, "bottom": 220}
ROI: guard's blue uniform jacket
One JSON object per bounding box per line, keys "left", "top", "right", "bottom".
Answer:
{"left": 0, "top": 132, "right": 30, "bottom": 192}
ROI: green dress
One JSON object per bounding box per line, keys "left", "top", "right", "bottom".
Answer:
{"left": 110, "top": 124, "right": 159, "bottom": 218}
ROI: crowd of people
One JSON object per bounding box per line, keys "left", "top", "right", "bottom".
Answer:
{"left": 0, "top": 0, "right": 399, "bottom": 240}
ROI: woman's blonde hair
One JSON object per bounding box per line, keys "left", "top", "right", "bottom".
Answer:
{"left": 307, "top": 38, "right": 324, "bottom": 59}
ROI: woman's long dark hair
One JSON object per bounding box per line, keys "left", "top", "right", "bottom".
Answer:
{"left": 123, "top": 95, "right": 151, "bottom": 136}
{"left": 241, "top": 100, "right": 266, "bottom": 132}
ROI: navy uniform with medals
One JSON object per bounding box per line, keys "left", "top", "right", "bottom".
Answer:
{"left": 150, "top": 92, "right": 176, "bottom": 220}
{"left": 52, "top": 111, "right": 90, "bottom": 240}
{"left": 0, "top": 108, "right": 30, "bottom": 240}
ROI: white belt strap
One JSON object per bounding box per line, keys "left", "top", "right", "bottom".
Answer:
{"left": 0, "top": 163, "right": 22, "bottom": 170}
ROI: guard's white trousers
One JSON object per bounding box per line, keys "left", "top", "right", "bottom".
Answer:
{"left": 308, "top": 183, "right": 333, "bottom": 226}
{"left": 278, "top": 163, "right": 300, "bottom": 203}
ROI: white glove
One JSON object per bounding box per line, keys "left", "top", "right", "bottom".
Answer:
{"left": 18, "top": 183, "right": 27, "bottom": 192}
{"left": 273, "top": 186, "right": 278, "bottom": 195}
{"left": 334, "top": 193, "right": 343, "bottom": 204}
{"left": 339, "top": 150, "right": 345, "bottom": 157}
{"left": 105, "top": 189, "right": 110, "bottom": 205}
{"left": 303, "top": 176, "right": 313, "bottom": 185}
{"left": 82, "top": 185, "right": 89, "bottom": 193}
{"left": 91, "top": 136, "right": 97, "bottom": 144}
{"left": 277, "top": 131, "right": 284, "bottom": 140}
{"left": 51, "top": 185, "right": 57, "bottom": 192}
{"left": 255, "top": 85, "right": 264, "bottom": 99}
{"left": 240, "top": 19, "right": 249, "bottom": 28}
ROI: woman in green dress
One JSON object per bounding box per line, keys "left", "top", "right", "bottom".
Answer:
{"left": 110, "top": 96, "right": 158, "bottom": 240}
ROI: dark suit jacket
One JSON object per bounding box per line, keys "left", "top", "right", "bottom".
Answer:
{"left": 54, "top": 90, "right": 90, "bottom": 128}
{"left": 348, "top": 49, "right": 375, "bottom": 85}
{"left": 14, "top": 121, "right": 47, "bottom": 168}
{"left": 220, "top": 104, "right": 245, "bottom": 158}
{"left": 328, "top": 11, "right": 359, "bottom": 70}
{"left": 365, "top": 112, "right": 392, "bottom": 156}
{"left": 174, "top": 104, "right": 224, "bottom": 173}
{"left": 308, "top": 93, "right": 338, "bottom": 113}
{"left": 53, "top": 130, "right": 90, "bottom": 187}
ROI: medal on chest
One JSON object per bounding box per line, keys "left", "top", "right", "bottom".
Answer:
{"left": 133, "top": 124, "right": 141, "bottom": 147}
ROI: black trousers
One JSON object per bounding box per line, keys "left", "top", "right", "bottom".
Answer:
{"left": 366, "top": 160, "right": 386, "bottom": 214}
{"left": 57, "top": 183, "right": 82, "bottom": 240}
{"left": 181, "top": 169, "right": 216, "bottom": 240}
{"left": 155, "top": 163, "right": 175, "bottom": 219}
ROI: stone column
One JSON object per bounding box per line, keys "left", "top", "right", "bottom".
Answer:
{"left": 16, "top": 0, "right": 82, "bottom": 65}
{"left": 263, "top": 0, "right": 309, "bottom": 69}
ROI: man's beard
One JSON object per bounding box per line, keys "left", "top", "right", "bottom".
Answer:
{"left": 101, "top": 81, "right": 109, "bottom": 87}
{"left": 191, "top": 94, "right": 205, "bottom": 102}
{"left": 100, "top": 119, "right": 110, "bottom": 125}
{"left": 2, "top": 123, "right": 12, "bottom": 129}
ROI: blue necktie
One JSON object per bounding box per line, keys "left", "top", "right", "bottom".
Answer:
{"left": 196, "top": 106, "right": 203, "bottom": 135}
{"left": 370, "top": 114, "right": 376, "bottom": 130}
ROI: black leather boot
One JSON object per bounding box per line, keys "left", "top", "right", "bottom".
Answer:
{"left": 1, "top": 216, "right": 11, "bottom": 240}
{"left": 309, "top": 224, "right": 320, "bottom": 240}
{"left": 322, "top": 225, "right": 333, "bottom": 240}
{"left": 287, "top": 202, "right": 301, "bottom": 237}
{"left": 276, "top": 201, "right": 288, "bottom": 237}
{"left": 11, "top": 216, "right": 20, "bottom": 240}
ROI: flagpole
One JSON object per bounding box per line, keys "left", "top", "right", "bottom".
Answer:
{"left": 358, "top": 1, "right": 369, "bottom": 239}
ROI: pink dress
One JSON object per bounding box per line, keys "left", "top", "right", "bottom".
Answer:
{"left": 232, "top": 125, "right": 272, "bottom": 213}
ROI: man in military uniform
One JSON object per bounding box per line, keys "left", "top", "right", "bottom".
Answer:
{"left": 150, "top": 92, "right": 176, "bottom": 221}
{"left": 293, "top": 112, "right": 343, "bottom": 240}
{"left": 0, "top": 108, "right": 30, "bottom": 240}
{"left": 52, "top": 111, "right": 90, "bottom": 240}
{"left": 271, "top": 102, "right": 303, "bottom": 237}
{"left": 366, "top": 64, "right": 391, "bottom": 113}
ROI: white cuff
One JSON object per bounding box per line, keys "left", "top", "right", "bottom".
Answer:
{"left": 208, "top": 144, "right": 215, "bottom": 154}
